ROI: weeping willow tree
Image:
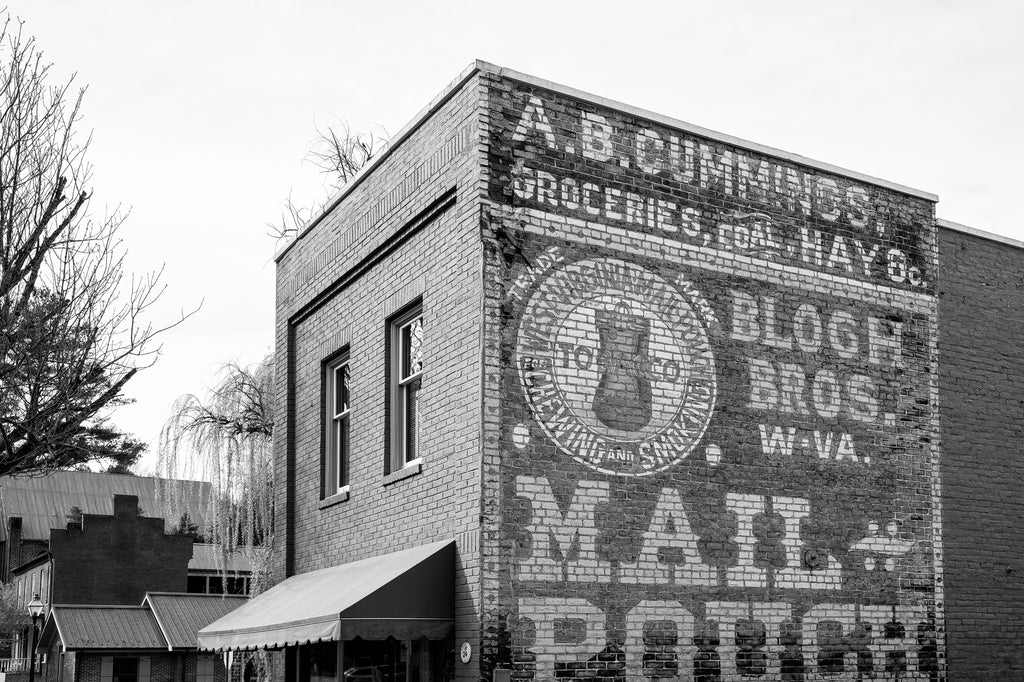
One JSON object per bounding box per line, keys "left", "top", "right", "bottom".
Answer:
{"left": 153, "top": 122, "right": 381, "bottom": 678}
{"left": 157, "top": 355, "right": 275, "bottom": 680}
{"left": 156, "top": 355, "right": 275, "bottom": 593}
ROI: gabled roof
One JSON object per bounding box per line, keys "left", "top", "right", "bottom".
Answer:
{"left": 39, "top": 594, "right": 250, "bottom": 653}
{"left": 145, "top": 593, "right": 248, "bottom": 650}
{"left": 42, "top": 605, "right": 166, "bottom": 650}
{"left": 0, "top": 471, "right": 211, "bottom": 541}
{"left": 189, "top": 544, "right": 253, "bottom": 574}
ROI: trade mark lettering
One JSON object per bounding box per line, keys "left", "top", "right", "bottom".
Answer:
{"left": 516, "top": 257, "right": 716, "bottom": 477}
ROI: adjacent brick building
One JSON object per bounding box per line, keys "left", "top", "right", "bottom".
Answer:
{"left": 199, "top": 62, "right": 1024, "bottom": 681}
{"left": 935, "top": 220, "right": 1024, "bottom": 676}
{"left": 9, "top": 493, "right": 250, "bottom": 680}
{"left": 36, "top": 593, "right": 245, "bottom": 682}
{"left": 0, "top": 470, "right": 211, "bottom": 582}
{"left": 11, "top": 495, "right": 193, "bottom": 612}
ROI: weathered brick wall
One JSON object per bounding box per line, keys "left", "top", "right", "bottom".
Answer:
{"left": 76, "top": 654, "right": 180, "bottom": 682}
{"left": 3, "top": 517, "right": 48, "bottom": 582}
{"left": 274, "top": 71, "right": 485, "bottom": 679}
{"left": 78, "top": 654, "right": 100, "bottom": 682}
{"left": 480, "top": 73, "right": 942, "bottom": 680}
{"left": 938, "top": 226, "right": 1024, "bottom": 678}
{"left": 49, "top": 495, "right": 191, "bottom": 605}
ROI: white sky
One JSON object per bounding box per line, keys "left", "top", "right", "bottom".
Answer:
{"left": 7, "top": 1, "right": 1022, "bottom": 475}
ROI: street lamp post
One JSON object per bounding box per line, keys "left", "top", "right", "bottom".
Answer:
{"left": 26, "top": 594, "right": 44, "bottom": 682}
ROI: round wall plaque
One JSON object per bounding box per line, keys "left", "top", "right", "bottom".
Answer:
{"left": 516, "top": 257, "right": 717, "bottom": 476}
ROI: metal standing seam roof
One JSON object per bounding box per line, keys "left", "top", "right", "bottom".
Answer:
{"left": 189, "top": 544, "right": 254, "bottom": 573}
{"left": 144, "top": 593, "right": 248, "bottom": 650}
{"left": 0, "top": 471, "right": 212, "bottom": 542}
{"left": 46, "top": 606, "right": 167, "bottom": 650}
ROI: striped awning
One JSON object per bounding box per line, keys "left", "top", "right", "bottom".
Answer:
{"left": 197, "top": 540, "right": 454, "bottom": 651}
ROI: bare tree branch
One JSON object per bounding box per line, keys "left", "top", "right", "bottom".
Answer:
{"left": 0, "top": 14, "right": 192, "bottom": 476}
{"left": 266, "top": 119, "right": 388, "bottom": 243}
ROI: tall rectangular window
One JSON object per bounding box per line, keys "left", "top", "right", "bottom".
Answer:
{"left": 390, "top": 305, "right": 423, "bottom": 469}
{"left": 324, "top": 353, "right": 350, "bottom": 496}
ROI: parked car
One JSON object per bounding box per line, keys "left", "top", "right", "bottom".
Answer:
{"left": 342, "top": 666, "right": 386, "bottom": 682}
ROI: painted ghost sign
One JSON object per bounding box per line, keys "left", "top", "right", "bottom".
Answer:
{"left": 516, "top": 257, "right": 717, "bottom": 476}
{"left": 501, "top": 95, "right": 932, "bottom": 292}
{"left": 489, "top": 81, "right": 942, "bottom": 680}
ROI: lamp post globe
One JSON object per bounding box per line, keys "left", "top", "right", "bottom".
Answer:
{"left": 26, "top": 594, "right": 43, "bottom": 682}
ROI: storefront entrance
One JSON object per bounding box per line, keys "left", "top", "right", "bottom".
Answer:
{"left": 298, "top": 638, "right": 451, "bottom": 682}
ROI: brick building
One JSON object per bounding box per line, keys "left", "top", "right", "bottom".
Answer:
{"left": 7, "top": 493, "right": 250, "bottom": 681}
{"left": 35, "top": 593, "right": 245, "bottom": 682}
{"left": 199, "top": 62, "right": 1024, "bottom": 680}
{"left": 6, "top": 494, "right": 192, "bottom": 670}
{"left": 0, "top": 470, "right": 211, "bottom": 582}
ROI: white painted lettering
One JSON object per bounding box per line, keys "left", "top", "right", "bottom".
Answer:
{"left": 515, "top": 476, "right": 612, "bottom": 582}
{"left": 515, "top": 597, "right": 606, "bottom": 681}
{"left": 620, "top": 488, "right": 716, "bottom": 586}
{"left": 513, "top": 96, "right": 558, "bottom": 148}
{"left": 725, "top": 493, "right": 768, "bottom": 588}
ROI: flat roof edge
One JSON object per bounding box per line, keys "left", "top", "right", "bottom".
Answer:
{"left": 275, "top": 59, "right": 940, "bottom": 264}
{"left": 479, "top": 62, "right": 938, "bottom": 203}
{"left": 274, "top": 61, "right": 483, "bottom": 263}
{"left": 937, "top": 218, "right": 1024, "bottom": 250}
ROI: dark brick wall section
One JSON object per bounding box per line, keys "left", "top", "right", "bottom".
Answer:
{"left": 938, "top": 226, "right": 1024, "bottom": 678}
{"left": 480, "top": 74, "right": 942, "bottom": 680}
{"left": 75, "top": 653, "right": 227, "bottom": 682}
{"left": 4, "top": 518, "right": 49, "bottom": 581}
{"left": 49, "top": 494, "right": 192, "bottom": 605}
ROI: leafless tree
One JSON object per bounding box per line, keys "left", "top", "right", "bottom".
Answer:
{"left": 308, "top": 119, "right": 387, "bottom": 190}
{"left": 0, "top": 15, "right": 186, "bottom": 476}
{"left": 267, "top": 120, "right": 388, "bottom": 242}
{"left": 158, "top": 120, "right": 381, "bottom": 680}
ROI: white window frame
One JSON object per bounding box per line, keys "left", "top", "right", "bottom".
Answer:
{"left": 325, "top": 353, "right": 351, "bottom": 496}
{"left": 390, "top": 305, "right": 423, "bottom": 470}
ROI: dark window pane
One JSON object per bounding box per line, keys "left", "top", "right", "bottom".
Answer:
{"left": 405, "top": 380, "right": 419, "bottom": 462}
{"left": 338, "top": 416, "right": 349, "bottom": 487}
{"left": 112, "top": 658, "right": 137, "bottom": 682}
{"left": 187, "top": 575, "right": 207, "bottom": 593}
{"left": 335, "top": 363, "right": 349, "bottom": 414}
{"left": 208, "top": 576, "right": 224, "bottom": 594}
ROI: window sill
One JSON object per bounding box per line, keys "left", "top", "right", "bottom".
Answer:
{"left": 318, "top": 486, "right": 350, "bottom": 509}
{"left": 383, "top": 459, "right": 423, "bottom": 486}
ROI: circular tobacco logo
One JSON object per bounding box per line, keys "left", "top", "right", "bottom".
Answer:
{"left": 516, "top": 257, "right": 716, "bottom": 476}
